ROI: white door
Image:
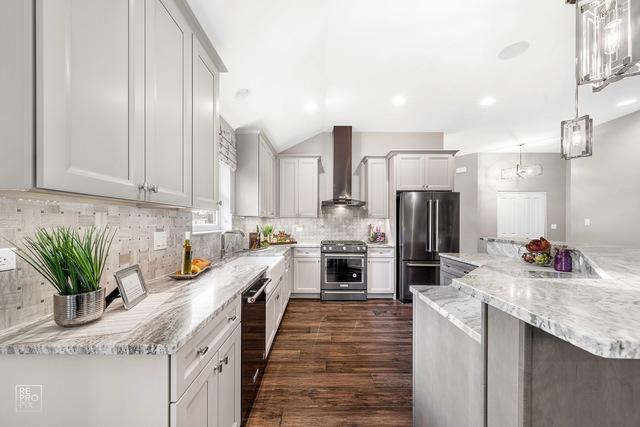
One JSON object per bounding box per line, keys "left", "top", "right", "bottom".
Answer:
{"left": 279, "top": 158, "right": 297, "bottom": 217}
{"left": 218, "top": 326, "right": 241, "bottom": 427}
{"left": 293, "top": 258, "right": 321, "bottom": 293}
{"left": 265, "top": 290, "right": 277, "bottom": 354}
{"left": 367, "top": 257, "right": 395, "bottom": 294}
{"left": 424, "top": 155, "right": 454, "bottom": 190}
{"left": 170, "top": 352, "right": 219, "bottom": 427}
{"left": 396, "top": 154, "right": 425, "bottom": 190}
{"left": 145, "top": 0, "right": 192, "bottom": 206}
{"left": 297, "top": 158, "right": 319, "bottom": 218}
{"left": 497, "top": 192, "right": 547, "bottom": 239}
{"left": 36, "top": 0, "right": 145, "bottom": 200}
{"left": 192, "top": 37, "right": 219, "bottom": 210}
{"left": 366, "top": 158, "right": 388, "bottom": 218}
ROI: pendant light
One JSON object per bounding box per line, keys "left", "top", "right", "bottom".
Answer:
{"left": 501, "top": 145, "right": 544, "bottom": 180}
{"left": 561, "top": 1, "right": 594, "bottom": 160}
{"left": 572, "top": 0, "right": 640, "bottom": 92}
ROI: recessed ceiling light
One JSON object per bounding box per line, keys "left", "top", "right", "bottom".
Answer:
{"left": 617, "top": 98, "right": 637, "bottom": 107}
{"left": 234, "top": 88, "right": 250, "bottom": 100}
{"left": 479, "top": 96, "right": 496, "bottom": 107}
{"left": 498, "top": 41, "right": 531, "bottom": 60}
{"left": 392, "top": 95, "right": 406, "bottom": 106}
{"left": 304, "top": 100, "right": 318, "bottom": 114}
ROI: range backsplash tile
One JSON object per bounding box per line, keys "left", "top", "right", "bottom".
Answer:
{"left": 233, "top": 208, "right": 388, "bottom": 246}
{"left": 0, "top": 192, "right": 222, "bottom": 330}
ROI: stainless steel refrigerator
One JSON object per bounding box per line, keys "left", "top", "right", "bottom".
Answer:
{"left": 396, "top": 191, "right": 460, "bottom": 302}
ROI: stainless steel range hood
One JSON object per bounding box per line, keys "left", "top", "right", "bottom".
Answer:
{"left": 321, "top": 126, "right": 366, "bottom": 208}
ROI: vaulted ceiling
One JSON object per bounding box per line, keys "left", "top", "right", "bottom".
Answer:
{"left": 188, "top": 0, "right": 640, "bottom": 153}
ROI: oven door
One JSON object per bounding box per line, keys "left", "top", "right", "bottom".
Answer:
{"left": 322, "top": 254, "right": 367, "bottom": 290}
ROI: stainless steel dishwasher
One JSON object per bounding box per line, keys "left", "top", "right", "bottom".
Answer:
{"left": 241, "top": 276, "right": 270, "bottom": 426}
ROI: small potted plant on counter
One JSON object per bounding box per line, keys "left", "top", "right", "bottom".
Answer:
{"left": 260, "top": 225, "right": 274, "bottom": 245}
{"left": 11, "top": 227, "right": 116, "bottom": 327}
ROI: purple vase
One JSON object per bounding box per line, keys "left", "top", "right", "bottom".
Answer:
{"left": 554, "top": 249, "right": 573, "bottom": 272}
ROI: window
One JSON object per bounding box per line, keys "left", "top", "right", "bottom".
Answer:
{"left": 191, "top": 161, "right": 233, "bottom": 233}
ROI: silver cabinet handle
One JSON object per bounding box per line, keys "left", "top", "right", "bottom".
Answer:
{"left": 218, "top": 362, "right": 223, "bottom": 373}
{"left": 213, "top": 364, "right": 220, "bottom": 373}
{"left": 196, "top": 346, "right": 209, "bottom": 356}
{"left": 227, "top": 314, "right": 237, "bottom": 322}
{"left": 138, "top": 183, "right": 148, "bottom": 192}
{"left": 149, "top": 184, "right": 159, "bottom": 193}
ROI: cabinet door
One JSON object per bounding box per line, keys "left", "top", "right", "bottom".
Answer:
{"left": 395, "top": 154, "right": 425, "bottom": 190}
{"left": 170, "top": 353, "right": 219, "bottom": 427}
{"left": 218, "top": 326, "right": 241, "bottom": 427}
{"left": 297, "top": 158, "right": 318, "bottom": 218}
{"left": 265, "top": 292, "right": 277, "bottom": 354}
{"left": 192, "top": 37, "right": 219, "bottom": 210}
{"left": 36, "top": 0, "right": 145, "bottom": 200}
{"left": 258, "top": 139, "right": 270, "bottom": 217}
{"left": 270, "top": 153, "right": 277, "bottom": 217}
{"left": 293, "top": 257, "right": 321, "bottom": 293}
{"left": 367, "top": 257, "right": 395, "bottom": 294}
{"left": 279, "top": 158, "right": 297, "bottom": 217}
{"left": 145, "top": 0, "right": 192, "bottom": 206}
{"left": 424, "top": 154, "right": 454, "bottom": 190}
{"left": 366, "top": 158, "right": 388, "bottom": 218}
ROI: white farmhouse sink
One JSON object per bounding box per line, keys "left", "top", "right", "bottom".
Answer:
{"left": 226, "top": 256, "right": 285, "bottom": 293}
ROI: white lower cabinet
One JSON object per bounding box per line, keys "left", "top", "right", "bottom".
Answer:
{"left": 293, "top": 255, "right": 321, "bottom": 294}
{"left": 171, "top": 324, "right": 241, "bottom": 427}
{"left": 367, "top": 248, "right": 395, "bottom": 296}
{"left": 265, "top": 284, "right": 278, "bottom": 355}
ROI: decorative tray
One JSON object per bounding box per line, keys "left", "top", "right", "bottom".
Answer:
{"left": 169, "top": 262, "right": 212, "bottom": 280}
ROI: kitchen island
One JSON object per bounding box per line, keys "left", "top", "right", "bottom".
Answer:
{"left": 0, "top": 257, "right": 268, "bottom": 427}
{"left": 413, "top": 238, "right": 640, "bottom": 427}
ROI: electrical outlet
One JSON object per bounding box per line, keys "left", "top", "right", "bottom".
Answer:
{"left": 154, "top": 231, "right": 168, "bottom": 250}
{"left": 0, "top": 248, "right": 17, "bottom": 272}
{"left": 584, "top": 218, "right": 591, "bottom": 227}
{"left": 551, "top": 224, "right": 557, "bottom": 230}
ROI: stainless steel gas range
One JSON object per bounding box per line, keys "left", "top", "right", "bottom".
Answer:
{"left": 320, "top": 240, "right": 367, "bottom": 301}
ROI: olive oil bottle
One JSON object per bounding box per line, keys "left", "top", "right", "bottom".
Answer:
{"left": 181, "top": 232, "right": 192, "bottom": 275}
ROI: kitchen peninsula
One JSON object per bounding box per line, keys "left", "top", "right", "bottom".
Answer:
{"left": 413, "top": 238, "right": 640, "bottom": 427}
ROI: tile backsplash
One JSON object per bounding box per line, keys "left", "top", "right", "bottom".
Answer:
{"left": 0, "top": 192, "right": 223, "bottom": 330}
{"left": 233, "top": 208, "right": 388, "bottom": 245}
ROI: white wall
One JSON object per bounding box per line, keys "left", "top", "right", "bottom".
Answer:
{"left": 568, "top": 110, "right": 640, "bottom": 246}
{"left": 281, "top": 131, "right": 444, "bottom": 201}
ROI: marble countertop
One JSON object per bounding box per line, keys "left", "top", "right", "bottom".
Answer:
{"left": 411, "top": 285, "right": 481, "bottom": 343}
{"left": 440, "top": 252, "right": 494, "bottom": 267}
{"left": 0, "top": 258, "right": 268, "bottom": 356}
{"left": 452, "top": 238, "right": 640, "bottom": 359}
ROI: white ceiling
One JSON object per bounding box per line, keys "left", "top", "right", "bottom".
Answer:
{"left": 188, "top": 0, "right": 640, "bottom": 154}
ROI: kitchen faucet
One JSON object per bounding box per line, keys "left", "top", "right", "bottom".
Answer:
{"left": 221, "top": 230, "right": 245, "bottom": 259}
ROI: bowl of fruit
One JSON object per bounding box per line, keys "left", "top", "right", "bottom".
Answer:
{"left": 521, "top": 237, "right": 553, "bottom": 267}
{"left": 170, "top": 258, "right": 212, "bottom": 280}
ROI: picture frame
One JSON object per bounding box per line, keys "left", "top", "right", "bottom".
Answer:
{"left": 113, "top": 265, "right": 148, "bottom": 310}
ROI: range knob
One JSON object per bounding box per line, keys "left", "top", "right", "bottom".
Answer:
{"left": 343, "top": 246, "right": 347, "bottom": 251}
{"left": 329, "top": 246, "right": 333, "bottom": 250}
{"left": 356, "top": 246, "right": 361, "bottom": 251}
{"left": 322, "top": 246, "right": 327, "bottom": 250}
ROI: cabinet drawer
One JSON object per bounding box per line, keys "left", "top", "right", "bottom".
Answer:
{"left": 294, "top": 247, "right": 320, "bottom": 257}
{"left": 171, "top": 297, "right": 241, "bottom": 402}
{"left": 440, "top": 258, "right": 477, "bottom": 278}
{"left": 368, "top": 247, "right": 394, "bottom": 258}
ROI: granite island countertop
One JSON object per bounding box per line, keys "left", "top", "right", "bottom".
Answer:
{"left": 0, "top": 258, "right": 268, "bottom": 356}
{"left": 450, "top": 238, "right": 640, "bottom": 359}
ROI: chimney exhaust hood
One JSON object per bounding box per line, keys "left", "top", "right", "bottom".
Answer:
{"left": 321, "top": 126, "right": 366, "bottom": 208}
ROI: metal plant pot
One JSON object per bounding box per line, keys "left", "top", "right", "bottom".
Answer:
{"left": 53, "top": 288, "right": 105, "bottom": 327}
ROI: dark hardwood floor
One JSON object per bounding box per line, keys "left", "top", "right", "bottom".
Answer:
{"left": 246, "top": 299, "right": 413, "bottom": 427}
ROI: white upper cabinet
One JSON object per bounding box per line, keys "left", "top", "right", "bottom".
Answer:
{"left": 279, "top": 157, "right": 319, "bottom": 218}
{"left": 424, "top": 154, "right": 454, "bottom": 190}
{"left": 361, "top": 157, "right": 388, "bottom": 218}
{"left": 394, "top": 153, "right": 455, "bottom": 191}
{"left": 36, "top": 0, "right": 146, "bottom": 200}
{"left": 34, "top": 0, "right": 226, "bottom": 207}
{"left": 144, "top": 0, "right": 192, "bottom": 206}
{"left": 235, "top": 131, "right": 277, "bottom": 217}
{"left": 192, "top": 37, "right": 220, "bottom": 211}
{"left": 395, "top": 154, "right": 425, "bottom": 191}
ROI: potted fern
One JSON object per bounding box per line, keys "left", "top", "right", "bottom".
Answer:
{"left": 12, "top": 227, "right": 116, "bottom": 327}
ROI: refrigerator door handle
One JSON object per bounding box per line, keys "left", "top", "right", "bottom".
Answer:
{"left": 428, "top": 200, "right": 433, "bottom": 252}
{"left": 435, "top": 199, "right": 439, "bottom": 252}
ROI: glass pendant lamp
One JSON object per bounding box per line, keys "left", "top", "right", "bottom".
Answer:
{"left": 501, "top": 145, "right": 544, "bottom": 180}
{"left": 575, "top": 0, "right": 640, "bottom": 91}
{"left": 561, "top": 85, "right": 593, "bottom": 159}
